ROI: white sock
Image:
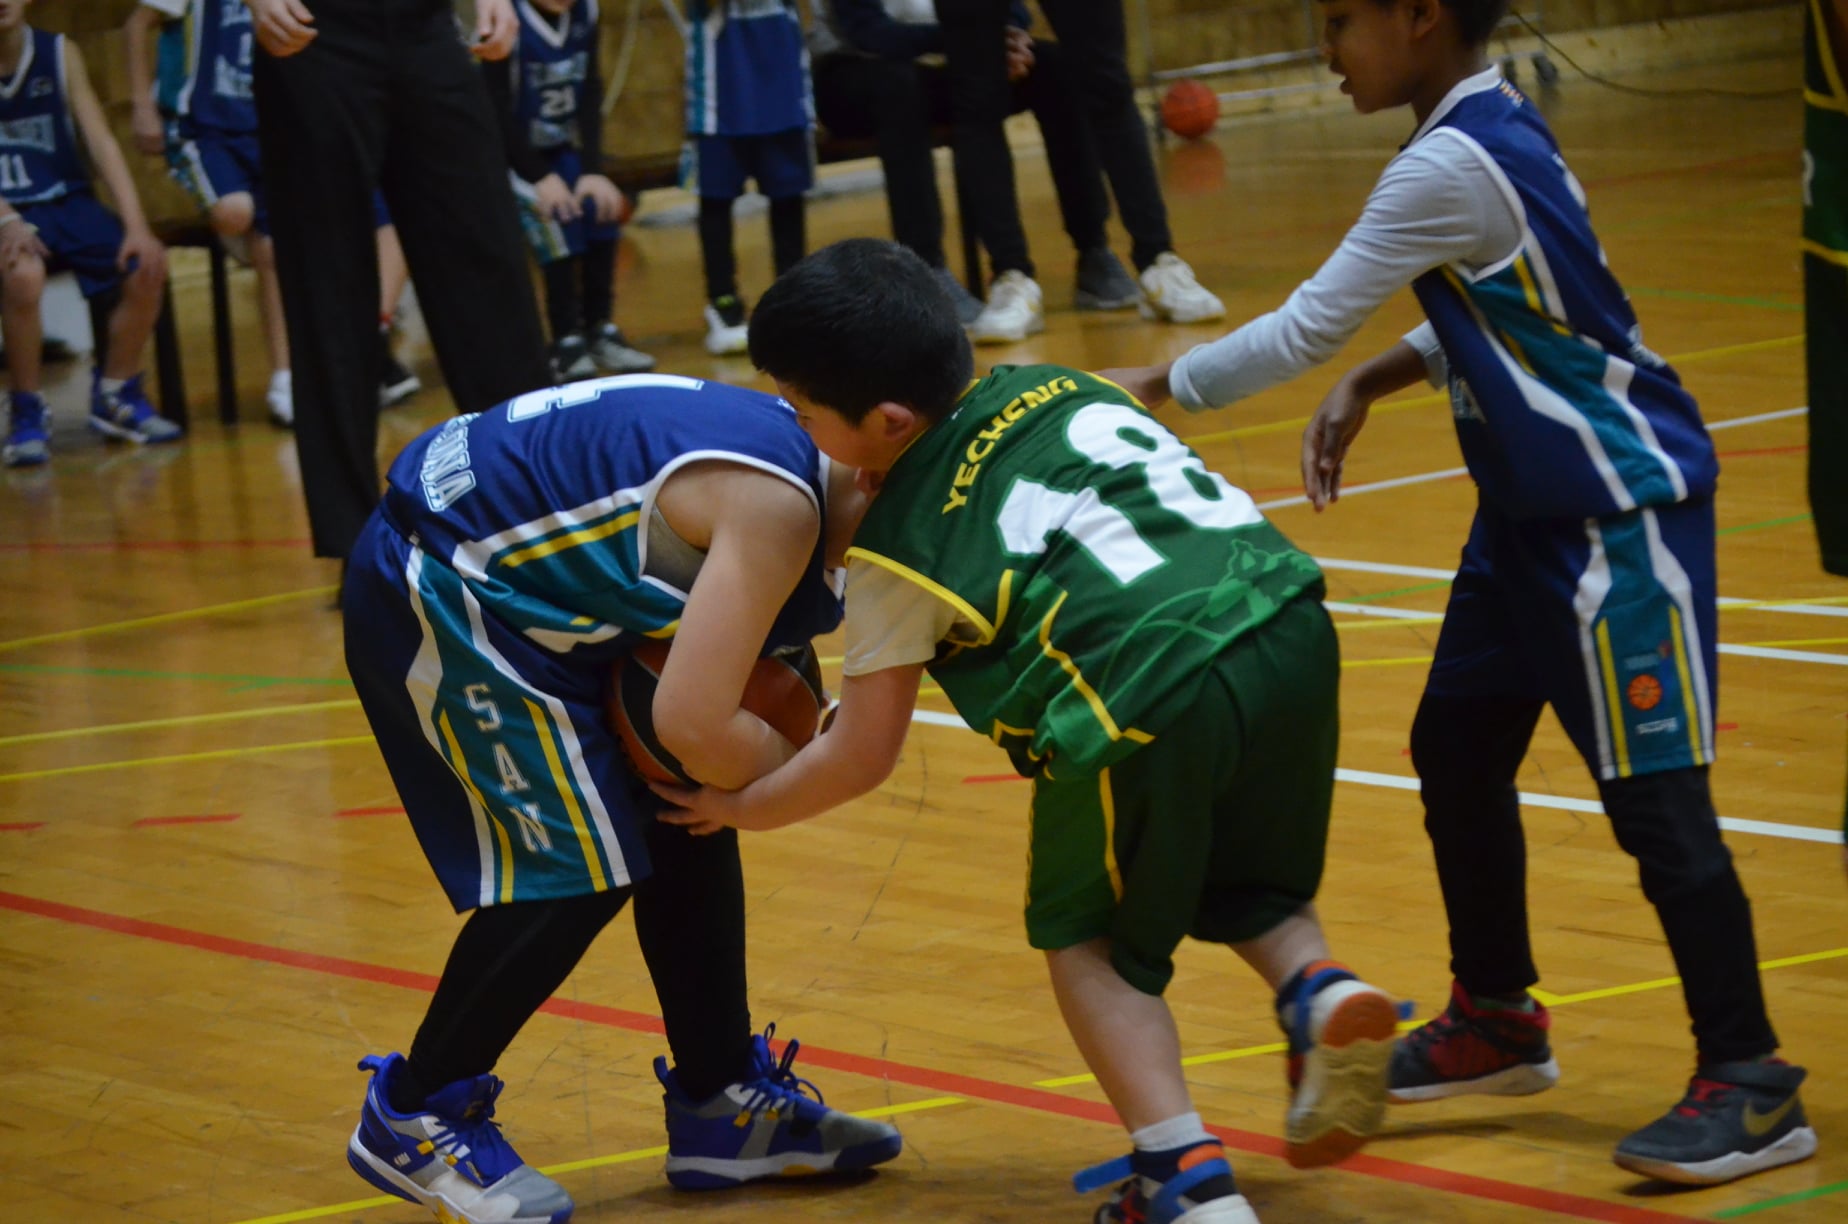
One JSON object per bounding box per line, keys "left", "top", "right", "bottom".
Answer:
{"left": 269, "top": 369, "right": 292, "bottom": 394}
{"left": 98, "top": 376, "right": 127, "bottom": 395}
{"left": 1131, "top": 1111, "right": 1211, "bottom": 1153}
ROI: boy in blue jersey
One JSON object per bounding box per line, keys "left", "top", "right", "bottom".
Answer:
{"left": 1102, "top": 0, "right": 1817, "bottom": 1188}
{"left": 483, "top": 0, "right": 653, "bottom": 382}
{"left": 681, "top": 0, "right": 812, "bottom": 355}
{"left": 339, "top": 373, "right": 899, "bottom": 1224}
{"left": 0, "top": 0, "right": 179, "bottom": 469}
{"left": 122, "top": 0, "right": 421, "bottom": 425}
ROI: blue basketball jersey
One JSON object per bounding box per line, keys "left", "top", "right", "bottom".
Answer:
{"left": 155, "top": 0, "right": 257, "bottom": 134}
{"left": 684, "top": 0, "right": 811, "bottom": 138}
{"left": 0, "top": 29, "right": 88, "bottom": 206}
{"left": 381, "top": 374, "right": 844, "bottom": 658}
{"left": 511, "top": 0, "right": 598, "bottom": 152}
{"left": 1410, "top": 77, "right": 1717, "bottom": 521}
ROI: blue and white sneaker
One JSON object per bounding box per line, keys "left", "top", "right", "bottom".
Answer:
{"left": 3, "top": 391, "right": 50, "bottom": 467}
{"left": 1275, "top": 960, "right": 1397, "bottom": 1169}
{"left": 346, "top": 1053, "right": 573, "bottom": 1224}
{"left": 89, "top": 373, "right": 183, "bottom": 444}
{"left": 1075, "top": 1146, "right": 1260, "bottom": 1224}
{"left": 656, "top": 1024, "right": 903, "bottom": 1189}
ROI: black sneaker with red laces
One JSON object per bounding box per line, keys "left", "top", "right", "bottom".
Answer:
{"left": 1388, "top": 979, "right": 1561, "bottom": 1103}
{"left": 1614, "top": 1060, "right": 1818, "bottom": 1186}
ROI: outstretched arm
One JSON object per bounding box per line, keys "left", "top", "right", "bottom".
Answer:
{"left": 654, "top": 663, "right": 923, "bottom": 834}
{"left": 1300, "top": 338, "right": 1429, "bottom": 510}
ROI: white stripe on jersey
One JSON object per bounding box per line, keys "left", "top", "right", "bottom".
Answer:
{"left": 1640, "top": 508, "right": 1715, "bottom": 763}
{"left": 1572, "top": 521, "right": 1618, "bottom": 781}
{"left": 405, "top": 547, "right": 500, "bottom": 909}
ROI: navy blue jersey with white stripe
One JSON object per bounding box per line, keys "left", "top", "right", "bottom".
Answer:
{"left": 684, "top": 0, "right": 811, "bottom": 137}
{"left": 155, "top": 0, "right": 257, "bottom": 134}
{"left": 1411, "top": 79, "right": 1717, "bottom": 520}
{"left": 0, "top": 29, "right": 88, "bottom": 206}
{"left": 381, "top": 374, "right": 844, "bottom": 658}
{"left": 511, "top": 0, "right": 597, "bottom": 151}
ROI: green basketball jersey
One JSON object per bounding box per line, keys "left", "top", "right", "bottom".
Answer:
{"left": 1807, "top": 0, "right": 1848, "bottom": 257}
{"left": 849, "top": 364, "right": 1325, "bottom": 776}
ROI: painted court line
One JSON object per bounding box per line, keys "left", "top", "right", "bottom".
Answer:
{"left": 0, "top": 586, "right": 337, "bottom": 654}
{"left": 131, "top": 813, "right": 242, "bottom": 829}
{"left": 0, "top": 888, "right": 1699, "bottom": 1224}
{"left": 0, "top": 735, "right": 377, "bottom": 785}
{"left": 0, "top": 699, "right": 362, "bottom": 748}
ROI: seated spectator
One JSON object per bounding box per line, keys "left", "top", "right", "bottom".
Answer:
{"left": 2, "top": 9, "right": 178, "bottom": 469}
{"left": 810, "top": 0, "right": 1136, "bottom": 343}
{"left": 484, "top": 0, "right": 653, "bottom": 381}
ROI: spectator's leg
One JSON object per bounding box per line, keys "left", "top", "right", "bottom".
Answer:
{"left": 1037, "top": 0, "right": 1175, "bottom": 271}
{"left": 1012, "top": 41, "right": 1110, "bottom": 255}
{"left": 254, "top": 8, "right": 390, "bottom": 558}
{"left": 249, "top": 233, "right": 290, "bottom": 374}
{"left": 818, "top": 54, "right": 946, "bottom": 268}
{"left": 99, "top": 251, "right": 167, "bottom": 384}
{"left": 937, "top": 0, "right": 1033, "bottom": 279}
{"left": 541, "top": 257, "right": 582, "bottom": 343}
{"left": 376, "top": 219, "right": 410, "bottom": 322}
{"left": 1, "top": 252, "right": 46, "bottom": 393}
{"left": 768, "top": 198, "right": 805, "bottom": 279}
{"left": 581, "top": 238, "right": 615, "bottom": 328}
{"left": 379, "top": 5, "right": 550, "bottom": 417}
{"left": 699, "top": 196, "right": 738, "bottom": 302}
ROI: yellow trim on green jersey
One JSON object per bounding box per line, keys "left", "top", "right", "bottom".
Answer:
{"left": 1814, "top": 0, "right": 1848, "bottom": 105}
{"left": 1036, "top": 592, "right": 1155, "bottom": 747}
{"left": 1805, "top": 237, "right": 1848, "bottom": 265}
{"left": 846, "top": 546, "right": 1000, "bottom": 642}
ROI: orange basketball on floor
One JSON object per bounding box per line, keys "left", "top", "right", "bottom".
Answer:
{"left": 608, "top": 641, "right": 826, "bottom": 785}
{"left": 1161, "top": 79, "right": 1220, "bottom": 141}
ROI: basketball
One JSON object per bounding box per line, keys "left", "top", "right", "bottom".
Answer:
{"left": 1161, "top": 79, "right": 1219, "bottom": 141}
{"left": 608, "top": 641, "right": 827, "bottom": 785}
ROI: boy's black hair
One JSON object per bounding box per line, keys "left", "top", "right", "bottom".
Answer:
{"left": 749, "top": 238, "right": 975, "bottom": 426}
{"left": 1330, "top": 0, "right": 1511, "bottom": 47}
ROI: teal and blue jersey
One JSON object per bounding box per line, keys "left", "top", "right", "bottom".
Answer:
{"left": 153, "top": 0, "right": 257, "bottom": 135}
{"left": 0, "top": 29, "right": 88, "bottom": 206}
{"left": 511, "top": 0, "right": 597, "bottom": 151}
{"left": 380, "top": 373, "right": 844, "bottom": 660}
{"left": 1411, "top": 79, "right": 1717, "bottom": 521}
{"left": 684, "top": 0, "right": 811, "bottom": 137}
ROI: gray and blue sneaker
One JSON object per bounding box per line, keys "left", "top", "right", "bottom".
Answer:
{"left": 346, "top": 1053, "right": 573, "bottom": 1224}
{"left": 584, "top": 322, "right": 656, "bottom": 374}
{"left": 4, "top": 391, "right": 50, "bottom": 467}
{"left": 656, "top": 1024, "right": 902, "bottom": 1189}
{"left": 1073, "top": 246, "right": 1141, "bottom": 311}
{"left": 89, "top": 374, "right": 183, "bottom": 444}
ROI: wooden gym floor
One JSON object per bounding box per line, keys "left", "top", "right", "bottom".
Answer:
{"left": 2, "top": 51, "right": 1844, "bottom": 1224}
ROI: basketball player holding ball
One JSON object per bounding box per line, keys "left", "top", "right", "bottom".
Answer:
{"left": 338, "top": 374, "right": 898, "bottom": 1224}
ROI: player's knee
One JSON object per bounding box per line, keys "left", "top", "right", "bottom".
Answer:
{"left": 209, "top": 194, "right": 255, "bottom": 237}
{"left": 1601, "top": 767, "right": 1736, "bottom": 900}
{"left": 1, "top": 254, "right": 47, "bottom": 304}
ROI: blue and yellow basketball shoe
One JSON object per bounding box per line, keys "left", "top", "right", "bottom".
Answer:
{"left": 655, "top": 1024, "right": 903, "bottom": 1189}
{"left": 346, "top": 1053, "right": 573, "bottom": 1224}
{"left": 88, "top": 373, "right": 183, "bottom": 444}
{"left": 3, "top": 391, "right": 49, "bottom": 467}
{"left": 1075, "top": 1143, "right": 1260, "bottom": 1224}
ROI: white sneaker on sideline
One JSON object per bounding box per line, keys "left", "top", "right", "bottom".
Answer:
{"left": 267, "top": 370, "right": 294, "bottom": 428}
{"left": 969, "top": 270, "right": 1045, "bottom": 345}
{"left": 1138, "top": 252, "right": 1225, "bottom": 324}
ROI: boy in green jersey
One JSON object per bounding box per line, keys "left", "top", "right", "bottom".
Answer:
{"left": 653, "top": 239, "right": 1396, "bottom": 1224}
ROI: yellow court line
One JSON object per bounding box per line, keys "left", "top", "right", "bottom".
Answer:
{"left": 0, "top": 700, "right": 362, "bottom": 748}
{"left": 227, "top": 1097, "right": 969, "bottom": 1224}
{"left": 1738, "top": 637, "right": 1848, "bottom": 649}
{"left": 1182, "top": 335, "right": 1801, "bottom": 449}
{"left": 0, "top": 735, "right": 376, "bottom": 784}
{"left": 0, "top": 585, "right": 338, "bottom": 654}
{"left": 1530, "top": 947, "right": 1848, "bottom": 1007}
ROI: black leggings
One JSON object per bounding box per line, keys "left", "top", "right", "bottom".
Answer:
{"left": 539, "top": 240, "right": 616, "bottom": 343}
{"left": 394, "top": 822, "right": 755, "bottom": 1111}
{"left": 1410, "top": 692, "right": 1777, "bottom": 1065}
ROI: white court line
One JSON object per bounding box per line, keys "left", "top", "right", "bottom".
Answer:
{"left": 905, "top": 710, "right": 1844, "bottom": 846}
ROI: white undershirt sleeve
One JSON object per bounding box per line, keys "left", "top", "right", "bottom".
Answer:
{"left": 841, "top": 560, "right": 964, "bottom": 677}
{"left": 1168, "top": 132, "right": 1524, "bottom": 410}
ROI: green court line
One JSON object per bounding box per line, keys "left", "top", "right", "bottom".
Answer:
{"left": 1627, "top": 286, "right": 1802, "bottom": 313}
{"left": 1712, "top": 1179, "right": 1848, "bottom": 1218}
{"left": 0, "top": 662, "right": 351, "bottom": 690}
{"left": 1346, "top": 579, "right": 1453, "bottom": 603}
{"left": 1717, "top": 513, "right": 1814, "bottom": 537}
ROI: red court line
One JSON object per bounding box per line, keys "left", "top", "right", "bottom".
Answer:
{"left": 0, "top": 821, "right": 44, "bottom": 832}
{"left": 0, "top": 888, "right": 1693, "bottom": 1224}
{"left": 335, "top": 806, "right": 405, "bottom": 818}
{"left": 132, "top": 813, "right": 243, "bottom": 828}
{"left": 962, "top": 773, "right": 1028, "bottom": 785}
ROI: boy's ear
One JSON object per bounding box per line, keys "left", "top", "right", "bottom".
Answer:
{"left": 1405, "top": 0, "right": 1446, "bottom": 37}
{"left": 867, "top": 401, "right": 919, "bottom": 440}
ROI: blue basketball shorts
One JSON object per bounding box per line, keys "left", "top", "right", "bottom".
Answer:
{"left": 679, "top": 129, "right": 814, "bottom": 201}
{"left": 511, "top": 146, "right": 619, "bottom": 265}
{"left": 342, "top": 510, "right": 652, "bottom": 912}
{"left": 1425, "top": 497, "right": 1718, "bottom": 782}
{"left": 19, "top": 191, "right": 127, "bottom": 299}
{"left": 166, "top": 122, "right": 269, "bottom": 234}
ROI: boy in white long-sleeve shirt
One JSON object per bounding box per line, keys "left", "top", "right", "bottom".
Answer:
{"left": 1103, "top": 0, "right": 1816, "bottom": 1188}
